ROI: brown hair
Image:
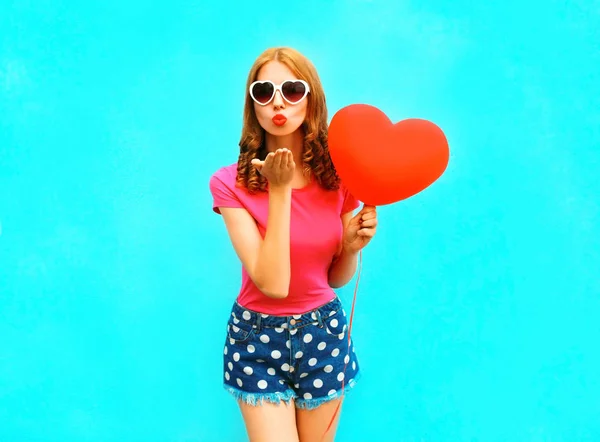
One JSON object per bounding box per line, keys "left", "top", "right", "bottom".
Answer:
{"left": 235, "top": 47, "right": 340, "bottom": 193}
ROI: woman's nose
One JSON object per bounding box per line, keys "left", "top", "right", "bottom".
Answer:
{"left": 272, "top": 90, "right": 285, "bottom": 109}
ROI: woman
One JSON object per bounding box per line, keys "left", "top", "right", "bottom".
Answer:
{"left": 209, "top": 47, "right": 378, "bottom": 442}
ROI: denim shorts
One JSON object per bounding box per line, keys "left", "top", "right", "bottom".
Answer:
{"left": 222, "top": 296, "right": 360, "bottom": 410}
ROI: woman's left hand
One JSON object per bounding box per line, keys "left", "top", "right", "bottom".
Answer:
{"left": 342, "top": 205, "right": 378, "bottom": 254}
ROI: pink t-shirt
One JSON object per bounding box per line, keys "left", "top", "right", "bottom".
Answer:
{"left": 209, "top": 163, "right": 361, "bottom": 315}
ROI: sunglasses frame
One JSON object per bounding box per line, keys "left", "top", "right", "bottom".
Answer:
{"left": 249, "top": 79, "right": 311, "bottom": 106}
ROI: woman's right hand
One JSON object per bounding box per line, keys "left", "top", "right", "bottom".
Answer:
{"left": 251, "top": 148, "right": 295, "bottom": 188}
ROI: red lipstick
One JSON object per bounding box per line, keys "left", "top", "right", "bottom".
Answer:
{"left": 272, "top": 114, "right": 287, "bottom": 126}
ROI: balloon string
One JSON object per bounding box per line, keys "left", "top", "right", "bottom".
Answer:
{"left": 322, "top": 249, "right": 362, "bottom": 440}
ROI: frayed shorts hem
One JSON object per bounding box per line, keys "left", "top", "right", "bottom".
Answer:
{"left": 224, "top": 372, "right": 360, "bottom": 411}
{"left": 224, "top": 386, "right": 296, "bottom": 407}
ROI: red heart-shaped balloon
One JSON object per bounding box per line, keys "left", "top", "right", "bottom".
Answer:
{"left": 328, "top": 104, "right": 450, "bottom": 206}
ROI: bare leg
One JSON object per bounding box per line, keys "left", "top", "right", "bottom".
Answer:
{"left": 239, "top": 400, "right": 299, "bottom": 442}
{"left": 295, "top": 398, "right": 343, "bottom": 442}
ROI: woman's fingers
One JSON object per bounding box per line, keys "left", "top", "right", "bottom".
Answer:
{"left": 251, "top": 158, "right": 264, "bottom": 172}
{"left": 264, "top": 152, "right": 275, "bottom": 170}
{"left": 280, "top": 149, "right": 289, "bottom": 170}
{"left": 253, "top": 149, "right": 295, "bottom": 184}
{"left": 358, "top": 227, "right": 376, "bottom": 237}
{"left": 360, "top": 218, "right": 378, "bottom": 228}
{"left": 273, "top": 149, "right": 283, "bottom": 170}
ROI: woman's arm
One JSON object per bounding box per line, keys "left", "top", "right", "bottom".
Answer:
{"left": 328, "top": 205, "right": 378, "bottom": 288}
{"left": 328, "top": 212, "right": 358, "bottom": 288}
{"left": 220, "top": 185, "right": 292, "bottom": 299}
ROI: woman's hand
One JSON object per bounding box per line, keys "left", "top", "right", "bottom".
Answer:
{"left": 342, "top": 205, "right": 378, "bottom": 254}
{"left": 251, "top": 148, "right": 295, "bottom": 188}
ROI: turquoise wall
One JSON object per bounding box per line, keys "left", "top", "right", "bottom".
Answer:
{"left": 1, "top": 1, "right": 599, "bottom": 440}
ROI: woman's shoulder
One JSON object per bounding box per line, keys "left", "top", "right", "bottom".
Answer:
{"left": 209, "top": 162, "right": 239, "bottom": 190}
{"left": 210, "top": 163, "right": 238, "bottom": 182}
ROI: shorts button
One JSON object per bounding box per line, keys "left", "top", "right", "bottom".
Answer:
{"left": 290, "top": 319, "right": 297, "bottom": 325}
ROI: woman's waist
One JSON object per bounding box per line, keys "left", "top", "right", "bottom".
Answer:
{"left": 236, "top": 282, "right": 337, "bottom": 315}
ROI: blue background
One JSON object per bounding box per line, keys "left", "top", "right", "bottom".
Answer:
{"left": 1, "top": 1, "right": 599, "bottom": 441}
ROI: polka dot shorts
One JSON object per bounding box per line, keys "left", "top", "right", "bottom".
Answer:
{"left": 222, "top": 296, "right": 360, "bottom": 410}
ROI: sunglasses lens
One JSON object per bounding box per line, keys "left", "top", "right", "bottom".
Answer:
{"left": 251, "top": 82, "right": 274, "bottom": 104}
{"left": 282, "top": 81, "right": 306, "bottom": 103}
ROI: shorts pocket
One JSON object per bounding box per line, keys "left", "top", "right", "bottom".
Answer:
{"left": 323, "top": 309, "right": 347, "bottom": 336}
{"left": 226, "top": 317, "right": 255, "bottom": 344}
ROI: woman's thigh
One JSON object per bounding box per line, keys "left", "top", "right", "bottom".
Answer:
{"left": 296, "top": 398, "right": 343, "bottom": 442}
{"left": 239, "top": 400, "right": 299, "bottom": 442}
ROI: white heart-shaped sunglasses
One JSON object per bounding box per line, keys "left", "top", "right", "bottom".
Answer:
{"left": 249, "top": 80, "right": 311, "bottom": 105}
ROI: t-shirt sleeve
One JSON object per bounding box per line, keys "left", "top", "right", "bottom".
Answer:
{"left": 209, "top": 172, "right": 244, "bottom": 214}
{"left": 341, "top": 184, "right": 361, "bottom": 215}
